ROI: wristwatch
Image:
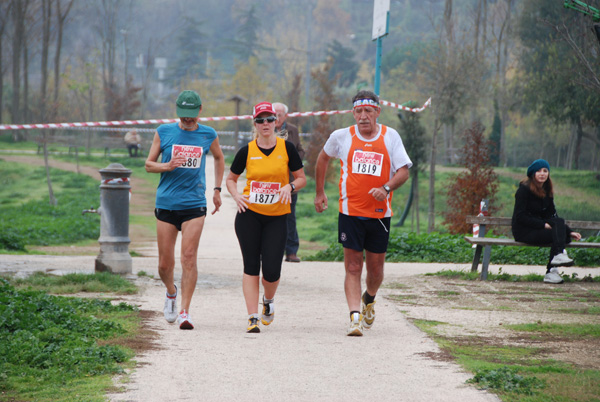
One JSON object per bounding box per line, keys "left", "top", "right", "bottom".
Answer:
{"left": 290, "top": 183, "right": 296, "bottom": 193}
{"left": 382, "top": 184, "right": 391, "bottom": 194}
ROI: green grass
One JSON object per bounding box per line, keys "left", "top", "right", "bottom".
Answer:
{"left": 7, "top": 271, "right": 138, "bottom": 294}
{"left": 0, "top": 275, "right": 142, "bottom": 401}
{"left": 0, "top": 160, "right": 101, "bottom": 251}
{"left": 410, "top": 319, "right": 600, "bottom": 401}
{"left": 425, "top": 269, "right": 600, "bottom": 283}
{"left": 505, "top": 322, "right": 600, "bottom": 338}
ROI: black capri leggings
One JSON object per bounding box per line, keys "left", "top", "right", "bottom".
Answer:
{"left": 234, "top": 209, "right": 288, "bottom": 282}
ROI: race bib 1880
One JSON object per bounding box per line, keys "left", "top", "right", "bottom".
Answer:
{"left": 172, "top": 144, "right": 203, "bottom": 169}
{"left": 249, "top": 181, "right": 281, "bottom": 204}
{"left": 352, "top": 150, "right": 383, "bottom": 176}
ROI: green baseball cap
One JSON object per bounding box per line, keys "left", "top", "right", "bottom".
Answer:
{"left": 176, "top": 90, "right": 202, "bottom": 118}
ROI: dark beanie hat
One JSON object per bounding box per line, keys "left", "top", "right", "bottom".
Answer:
{"left": 527, "top": 159, "right": 550, "bottom": 177}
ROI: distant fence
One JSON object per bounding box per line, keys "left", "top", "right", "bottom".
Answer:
{"left": 25, "top": 128, "right": 311, "bottom": 155}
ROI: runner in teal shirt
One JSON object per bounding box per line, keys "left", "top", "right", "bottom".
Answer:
{"left": 146, "top": 90, "right": 225, "bottom": 330}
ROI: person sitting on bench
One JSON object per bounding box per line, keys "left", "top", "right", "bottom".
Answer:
{"left": 511, "top": 159, "right": 581, "bottom": 284}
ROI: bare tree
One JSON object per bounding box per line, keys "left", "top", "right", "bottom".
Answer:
{"left": 489, "top": 0, "right": 515, "bottom": 166}
{"left": 421, "top": 44, "right": 484, "bottom": 233}
{"left": 422, "top": 0, "right": 486, "bottom": 233}
{"left": 40, "top": 0, "right": 57, "bottom": 205}
{"left": 96, "top": 0, "right": 119, "bottom": 120}
{"left": 546, "top": 20, "right": 600, "bottom": 94}
{"left": 10, "top": 0, "right": 30, "bottom": 133}
{"left": 53, "top": 0, "right": 74, "bottom": 109}
{"left": 0, "top": 2, "right": 11, "bottom": 123}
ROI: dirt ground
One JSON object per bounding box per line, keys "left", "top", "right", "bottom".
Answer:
{"left": 383, "top": 274, "right": 600, "bottom": 370}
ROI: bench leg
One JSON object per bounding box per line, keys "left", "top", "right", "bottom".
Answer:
{"left": 471, "top": 245, "right": 483, "bottom": 272}
{"left": 481, "top": 245, "right": 492, "bottom": 280}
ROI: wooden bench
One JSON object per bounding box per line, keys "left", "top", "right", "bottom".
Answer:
{"left": 36, "top": 134, "right": 80, "bottom": 156}
{"left": 464, "top": 216, "right": 600, "bottom": 280}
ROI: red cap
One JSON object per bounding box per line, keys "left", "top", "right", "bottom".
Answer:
{"left": 253, "top": 102, "right": 276, "bottom": 119}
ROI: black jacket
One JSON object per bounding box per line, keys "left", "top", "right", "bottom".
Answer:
{"left": 511, "top": 183, "right": 571, "bottom": 240}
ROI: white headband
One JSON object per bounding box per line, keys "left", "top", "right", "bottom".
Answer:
{"left": 353, "top": 99, "right": 380, "bottom": 108}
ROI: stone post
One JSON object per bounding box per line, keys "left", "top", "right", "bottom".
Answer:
{"left": 95, "top": 163, "right": 132, "bottom": 274}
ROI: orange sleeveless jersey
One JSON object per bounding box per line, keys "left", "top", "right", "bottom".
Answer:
{"left": 243, "top": 137, "right": 291, "bottom": 216}
{"left": 338, "top": 125, "right": 393, "bottom": 218}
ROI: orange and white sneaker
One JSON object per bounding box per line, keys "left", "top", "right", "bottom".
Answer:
{"left": 177, "top": 310, "right": 194, "bottom": 330}
{"left": 347, "top": 312, "right": 363, "bottom": 337}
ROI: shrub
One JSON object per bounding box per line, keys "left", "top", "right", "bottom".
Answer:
{"left": 443, "top": 121, "right": 499, "bottom": 234}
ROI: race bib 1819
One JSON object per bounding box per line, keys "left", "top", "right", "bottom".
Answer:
{"left": 172, "top": 144, "right": 203, "bottom": 169}
{"left": 352, "top": 150, "right": 383, "bottom": 176}
{"left": 249, "top": 181, "right": 281, "bottom": 204}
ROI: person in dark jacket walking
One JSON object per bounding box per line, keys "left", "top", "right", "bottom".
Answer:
{"left": 273, "top": 102, "right": 305, "bottom": 263}
{"left": 511, "top": 159, "right": 581, "bottom": 284}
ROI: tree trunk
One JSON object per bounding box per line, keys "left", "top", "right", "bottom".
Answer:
{"left": 98, "top": 0, "right": 119, "bottom": 120}
{"left": 428, "top": 118, "right": 441, "bottom": 233}
{"left": 0, "top": 34, "right": 3, "bottom": 123}
{"left": 414, "top": 171, "right": 420, "bottom": 235}
{"left": 0, "top": 2, "right": 9, "bottom": 124}
{"left": 41, "top": 0, "right": 56, "bottom": 206}
{"left": 42, "top": 135, "right": 57, "bottom": 206}
{"left": 574, "top": 117, "right": 583, "bottom": 170}
{"left": 482, "top": 0, "right": 487, "bottom": 53}
{"left": 396, "top": 173, "right": 415, "bottom": 227}
{"left": 498, "top": 0, "right": 513, "bottom": 167}
{"left": 22, "top": 24, "right": 30, "bottom": 123}
{"left": 54, "top": 0, "right": 74, "bottom": 108}
{"left": 11, "top": 0, "right": 26, "bottom": 132}
{"left": 41, "top": 0, "right": 51, "bottom": 123}
{"left": 474, "top": 0, "right": 481, "bottom": 56}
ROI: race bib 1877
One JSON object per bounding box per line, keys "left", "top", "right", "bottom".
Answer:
{"left": 352, "top": 150, "right": 383, "bottom": 176}
{"left": 172, "top": 144, "right": 203, "bottom": 169}
{"left": 249, "top": 181, "right": 281, "bottom": 204}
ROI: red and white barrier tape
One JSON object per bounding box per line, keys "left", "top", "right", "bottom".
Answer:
{"left": 0, "top": 98, "right": 431, "bottom": 131}
{"left": 102, "top": 177, "right": 130, "bottom": 185}
{"left": 102, "top": 177, "right": 131, "bottom": 200}
{"left": 472, "top": 200, "right": 489, "bottom": 248}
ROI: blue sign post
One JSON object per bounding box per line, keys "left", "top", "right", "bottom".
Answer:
{"left": 372, "top": 0, "right": 390, "bottom": 96}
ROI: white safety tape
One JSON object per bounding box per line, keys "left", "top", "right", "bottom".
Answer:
{"left": 0, "top": 98, "right": 431, "bottom": 131}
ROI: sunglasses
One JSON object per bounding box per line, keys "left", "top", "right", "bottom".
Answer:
{"left": 254, "top": 116, "right": 277, "bottom": 124}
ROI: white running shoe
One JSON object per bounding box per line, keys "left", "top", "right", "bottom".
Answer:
{"left": 177, "top": 310, "right": 194, "bottom": 330}
{"left": 163, "top": 285, "right": 177, "bottom": 323}
{"left": 261, "top": 297, "right": 274, "bottom": 326}
{"left": 544, "top": 268, "right": 564, "bottom": 284}
{"left": 550, "top": 252, "right": 573, "bottom": 267}
{"left": 347, "top": 312, "right": 363, "bottom": 337}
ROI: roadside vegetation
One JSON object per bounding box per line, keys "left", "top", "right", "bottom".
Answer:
{"left": 0, "top": 158, "right": 101, "bottom": 252}
{"left": 0, "top": 273, "right": 144, "bottom": 402}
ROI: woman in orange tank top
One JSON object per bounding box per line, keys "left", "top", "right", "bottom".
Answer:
{"left": 226, "top": 102, "right": 306, "bottom": 333}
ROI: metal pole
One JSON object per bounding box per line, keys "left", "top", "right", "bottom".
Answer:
{"left": 374, "top": 37, "right": 383, "bottom": 96}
